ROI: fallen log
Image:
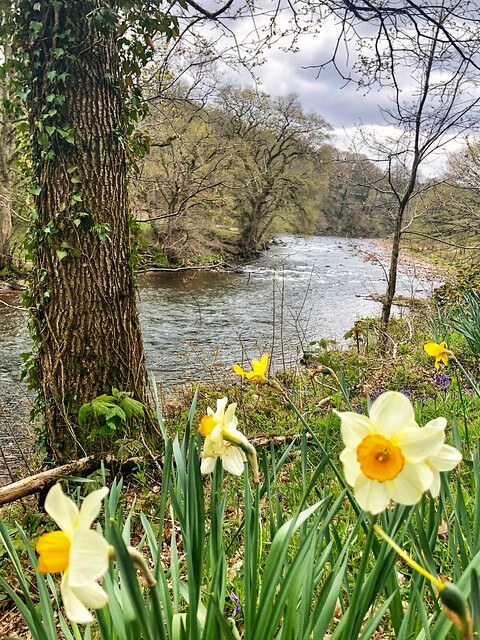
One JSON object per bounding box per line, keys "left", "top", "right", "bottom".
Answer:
{"left": 0, "top": 454, "right": 144, "bottom": 506}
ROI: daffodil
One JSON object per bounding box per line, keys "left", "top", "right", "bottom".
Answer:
{"left": 422, "top": 418, "right": 462, "bottom": 497}
{"left": 424, "top": 341, "right": 452, "bottom": 369}
{"left": 36, "top": 483, "right": 111, "bottom": 624}
{"left": 199, "top": 397, "right": 259, "bottom": 481}
{"left": 233, "top": 353, "right": 269, "bottom": 384}
{"left": 335, "top": 391, "right": 460, "bottom": 514}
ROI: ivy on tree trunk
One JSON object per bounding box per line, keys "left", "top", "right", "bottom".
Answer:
{"left": 19, "top": 1, "right": 150, "bottom": 461}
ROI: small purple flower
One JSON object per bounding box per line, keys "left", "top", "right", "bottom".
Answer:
{"left": 401, "top": 388, "right": 412, "bottom": 400}
{"left": 352, "top": 404, "right": 365, "bottom": 414}
{"left": 435, "top": 374, "right": 451, "bottom": 392}
{"left": 230, "top": 590, "right": 242, "bottom": 617}
{"left": 369, "top": 388, "right": 384, "bottom": 403}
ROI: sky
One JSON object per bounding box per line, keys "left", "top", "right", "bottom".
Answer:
{"left": 192, "top": 7, "right": 478, "bottom": 177}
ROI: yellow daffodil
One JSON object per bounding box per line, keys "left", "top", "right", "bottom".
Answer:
{"left": 233, "top": 353, "right": 269, "bottom": 384}
{"left": 335, "top": 391, "right": 461, "bottom": 514}
{"left": 424, "top": 341, "right": 452, "bottom": 369}
{"left": 36, "top": 483, "right": 111, "bottom": 624}
{"left": 199, "top": 397, "right": 259, "bottom": 481}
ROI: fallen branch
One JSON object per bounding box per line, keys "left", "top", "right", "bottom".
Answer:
{"left": 0, "top": 454, "right": 144, "bottom": 506}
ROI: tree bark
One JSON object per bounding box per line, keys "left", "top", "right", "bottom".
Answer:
{"left": 24, "top": 2, "right": 150, "bottom": 461}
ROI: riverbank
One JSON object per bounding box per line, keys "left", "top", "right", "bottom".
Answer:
{"left": 350, "top": 237, "right": 452, "bottom": 282}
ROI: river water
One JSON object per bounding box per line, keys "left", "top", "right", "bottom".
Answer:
{"left": 0, "top": 236, "right": 439, "bottom": 482}
{"left": 1, "top": 236, "right": 438, "bottom": 387}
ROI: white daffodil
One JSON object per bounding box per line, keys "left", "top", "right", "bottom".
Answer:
{"left": 199, "top": 397, "right": 248, "bottom": 476}
{"left": 36, "top": 483, "right": 111, "bottom": 624}
{"left": 422, "top": 417, "right": 463, "bottom": 497}
{"left": 335, "top": 391, "right": 461, "bottom": 514}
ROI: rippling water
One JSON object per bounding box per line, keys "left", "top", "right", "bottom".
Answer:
{"left": 0, "top": 236, "right": 437, "bottom": 387}
{"left": 0, "top": 236, "right": 440, "bottom": 481}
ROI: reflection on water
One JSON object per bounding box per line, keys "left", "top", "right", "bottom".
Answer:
{"left": 0, "top": 236, "right": 438, "bottom": 386}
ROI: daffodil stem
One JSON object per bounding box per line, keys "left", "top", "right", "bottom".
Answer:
{"left": 374, "top": 525, "right": 444, "bottom": 590}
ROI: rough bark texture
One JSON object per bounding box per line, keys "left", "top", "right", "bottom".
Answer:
{"left": 0, "top": 96, "right": 13, "bottom": 270}
{"left": 25, "top": 2, "right": 150, "bottom": 461}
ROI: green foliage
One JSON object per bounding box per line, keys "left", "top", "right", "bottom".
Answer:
{"left": 78, "top": 388, "right": 144, "bottom": 438}
{"left": 2, "top": 377, "right": 480, "bottom": 638}
{"left": 452, "top": 291, "right": 480, "bottom": 355}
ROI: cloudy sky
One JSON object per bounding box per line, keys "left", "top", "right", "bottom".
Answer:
{"left": 193, "top": 7, "right": 478, "bottom": 176}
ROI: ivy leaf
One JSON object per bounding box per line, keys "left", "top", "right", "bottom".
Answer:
{"left": 38, "top": 132, "right": 49, "bottom": 147}
{"left": 28, "top": 185, "right": 41, "bottom": 196}
{"left": 56, "top": 249, "right": 68, "bottom": 262}
{"left": 45, "top": 125, "right": 56, "bottom": 136}
{"left": 58, "top": 128, "right": 75, "bottom": 144}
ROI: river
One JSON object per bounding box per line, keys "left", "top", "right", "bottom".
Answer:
{"left": 1, "top": 236, "right": 438, "bottom": 387}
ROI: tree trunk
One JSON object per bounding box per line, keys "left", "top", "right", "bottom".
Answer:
{"left": 24, "top": 2, "right": 150, "bottom": 461}
{"left": 0, "top": 75, "right": 12, "bottom": 271}
{"left": 380, "top": 204, "right": 405, "bottom": 345}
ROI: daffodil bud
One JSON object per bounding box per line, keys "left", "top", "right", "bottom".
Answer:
{"left": 439, "top": 583, "right": 473, "bottom": 639}
{"left": 127, "top": 546, "right": 157, "bottom": 587}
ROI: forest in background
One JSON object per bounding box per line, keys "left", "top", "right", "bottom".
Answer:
{"left": 2, "top": 49, "right": 480, "bottom": 272}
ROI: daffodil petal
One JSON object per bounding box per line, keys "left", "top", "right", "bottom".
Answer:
{"left": 202, "top": 424, "right": 226, "bottom": 456}
{"left": 384, "top": 462, "right": 433, "bottom": 504}
{"left": 70, "top": 580, "right": 108, "bottom": 610}
{"left": 423, "top": 417, "right": 448, "bottom": 431}
{"left": 397, "top": 425, "right": 445, "bottom": 463}
{"left": 214, "top": 397, "right": 228, "bottom": 422}
{"left": 61, "top": 573, "right": 94, "bottom": 624}
{"left": 428, "top": 469, "right": 441, "bottom": 498}
{"left": 369, "top": 391, "right": 417, "bottom": 438}
{"left": 339, "top": 447, "right": 361, "bottom": 487}
{"left": 354, "top": 475, "right": 390, "bottom": 515}
{"left": 224, "top": 402, "right": 238, "bottom": 427}
{"left": 233, "top": 364, "right": 246, "bottom": 377}
{"left": 428, "top": 444, "right": 462, "bottom": 472}
{"left": 44, "top": 484, "right": 79, "bottom": 538}
{"left": 77, "top": 487, "right": 109, "bottom": 530}
{"left": 258, "top": 353, "right": 269, "bottom": 374}
{"left": 334, "top": 410, "right": 374, "bottom": 447}
{"left": 424, "top": 341, "right": 442, "bottom": 357}
{"left": 68, "top": 529, "right": 110, "bottom": 586}
{"left": 200, "top": 456, "right": 217, "bottom": 475}
{"left": 221, "top": 446, "right": 246, "bottom": 476}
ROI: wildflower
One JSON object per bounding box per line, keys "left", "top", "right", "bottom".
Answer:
{"left": 436, "top": 373, "right": 451, "bottom": 392}
{"left": 199, "top": 397, "right": 259, "bottom": 482}
{"left": 230, "top": 590, "right": 242, "bottom": 617}
{"left": 424, "top": 341, "right": 453, "bottom": 369}
{"left": 335, "top": 391, "right": 460, "bottom": 514}
{"left": 36, "top": 484, "right": 111, "bottom": 624}
{"left": 375, "top": 525, "right": 473, "bottom": 639}
{"left": 233, "top": 353, "right": 269, "bottom": 384}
